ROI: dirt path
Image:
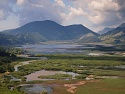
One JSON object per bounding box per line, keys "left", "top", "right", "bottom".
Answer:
{"left": 14, "top": 60, "right": 37, "bottom": 71}
{"left": 64, "top": 81, "right": 86, "bottom": 93}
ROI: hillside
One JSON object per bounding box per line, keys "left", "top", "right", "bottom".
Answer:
{"left": 98, "top": 27, "right": 114, "bottom": 35}
{"left": 0, "top": 33, "right": 23, "bottom": 45}
{"left": 2, "top": 20, "right": 99, "bottom": 44}
{"left": 76, "top": 33, "right": 101, "bottom": 43}
{"left": 100, "top": 23, "right": 125, "bottom": 44}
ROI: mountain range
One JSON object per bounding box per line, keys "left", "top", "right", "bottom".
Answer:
{"left": 1, "top": 20, "right": 100, "bottom": 44}
{"left": 100, "top": 23, "right": 125, "bottom": 44}
{"left": 0, "top": 20, "right": 125, "bottom": 45}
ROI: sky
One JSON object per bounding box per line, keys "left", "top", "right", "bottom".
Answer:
{"left": 0, "top": 0, "right": 125, "bottom": 32}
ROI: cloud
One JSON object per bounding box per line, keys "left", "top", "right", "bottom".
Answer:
{"left": 117, "top": 0, "right": 125, "bottom": 19}
{"left": 0, "top": 0, "right": 88, "bottom": 30}
{"left": 61, "top": 7, "right": 87, "bottom": 21}
{"left": 68, "top": 7, "right": 87, "bottom": 19}
{"left": 55, "top": 0, "right": 65, "bottom": 8}
{"left": 88, "top": 0, "right": 125, "bottom": 27}
{"left": 0, "top": 13, "right": 20, "bottom": 31}
{"left": 0, "top": 0, "right": 125, "bottom": 31}
{"left": 89, "top": 0, "right": 119, "bottom": 12}
{"left": 0, "top": 0, "right": 65, "bottom": 30}
{"left": 68, "top": 0, "right": 125, "bottom": 28}
{"left": 15, "top": 0, "right": 64, "bottom": 25}
{"left": 0, "top": 10, "right": 4, "bottom": 19}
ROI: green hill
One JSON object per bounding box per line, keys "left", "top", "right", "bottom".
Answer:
{"left": 2, "top": 20, "right": 99, "bottom": 44}
{"left": 100, "top": 23, "right": 125, "bottom": 44}
{"left": 76, "top": 33, "right": 101, "bottom": 43}
{"left": 0, "top": 33, "right": 23, "bottom": 45}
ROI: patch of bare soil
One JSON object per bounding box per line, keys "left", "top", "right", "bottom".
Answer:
{"left": 63, "top": 75, "right": 97, "bottom": 93}
{"left": 64, "top": 81, "right": 86, "bottom": 93}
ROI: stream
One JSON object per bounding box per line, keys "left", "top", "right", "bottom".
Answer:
{"left": 12, "top": 57, "right": 125, "bottom": 94}
{"left": 14, "top": 59, "right": 79, "bottom": 81}
{"left": 13, "top": 59, "right": 78, "bottom": 94}
{"left": 13, "top": 60, "right": 54, "bottom": 94}
{"left": 19, "top": 84, "right": 52, "bottom": 94}
{"left": 14, "top": 60, "right": 36, "bottom": 71}
{"left": 25, "top": 70, "right": 79, "bottom": 81}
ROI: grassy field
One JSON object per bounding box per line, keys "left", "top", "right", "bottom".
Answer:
{"left": 13, "top": 54, "right": 125, "bottom": 78}
{"left": 1, "top": 54, "right": 125, "bottom": 94}
{"left": 24, "top": 78, "right": 125, "bottom": 94}
{"left": 76, "top": 78, "right": 125, "bottom": 94}
{"left": 0, "top": 87, "right": 23, "bottom": 94}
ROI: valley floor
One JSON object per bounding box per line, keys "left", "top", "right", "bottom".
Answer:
{"left": 0, "top": 54, "right": 125, "bottom": 94}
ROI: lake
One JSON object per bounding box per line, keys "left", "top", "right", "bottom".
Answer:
{"left": 17, "top": 44, "right": 104, "bottom": 55}
{"left": 19, "top": 84, "right": 52, "bottom": 94}
{"left": 25, "top": 70, "right": 79, "bottom": 81}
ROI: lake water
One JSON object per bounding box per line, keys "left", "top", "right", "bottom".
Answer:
{"left": 25, "top": 70, "right": 79, "bottom": 81}
{"left": 17, "top": 44, "right": 98, "bottom": 54}
{"left": 20, "top": 84, "right": 52, "bottom": 94}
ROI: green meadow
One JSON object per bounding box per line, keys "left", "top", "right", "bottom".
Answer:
{"left": 1, "top": 54, "right": 125, "bottom": 94}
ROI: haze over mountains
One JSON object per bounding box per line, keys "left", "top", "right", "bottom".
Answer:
{"left": 101, "top": 23, "right": 125, "bottom": 44}
{"left": 97, "top": 27, "right": 114, "bottom": 35}
{"left": 0, "top": 20, "right": 125, "bottom": 45}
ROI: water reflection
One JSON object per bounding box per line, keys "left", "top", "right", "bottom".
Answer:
{"left": 17, "top": 44, "right": 95, "bottom": 54}
{"left": 20, "top": 84, "right": 52, "bottom": 94}
{"left": 25, "top": 70, "right": 79, "bottom": 81}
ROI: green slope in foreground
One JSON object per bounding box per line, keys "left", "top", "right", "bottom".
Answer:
{"left": 76, "top": 78, "right": 125, "bottom": 94}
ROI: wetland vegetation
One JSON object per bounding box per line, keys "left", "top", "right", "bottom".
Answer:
{"left": 0, "top": 45, "right": 125, "bottom": 94}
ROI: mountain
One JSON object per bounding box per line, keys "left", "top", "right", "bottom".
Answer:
{"left": 100, "top": 23, "right": 125, "bottom": 44}
{"left": 76, "top": 33, "right": 101, "bottom": 43}
{"left": 2, "top": 20, "right": 99, "bottom": 43}
{"left": 118, "top": 23, "right": 125, "bottom": 28}
{"left": 0, "top": 33, "right": 23, "bottom": 45}
{"left": 98, "top": 27, "right": 114, "bottom": 35}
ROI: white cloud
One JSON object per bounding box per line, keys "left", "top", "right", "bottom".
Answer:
{"left": 0, "top": 0, "right": 62, "bottom": 30}
{"left": 18, "top": 0, "right": 64, "bottom": 25}
{"left": 89, "top": 0, "right": 119, "bottom": 12}
{"left": 88, "top": 12, "right": 104, "bottom": 24}
{"left": 17, "top": 0, "right": 25, "bottom": 5}
{"left": 55, "top": 0, "right": 65, "bottom": 8}
{"left": 0, "top": 0, "right": 125, "bottom": 32}
{"left": 0, "top": 13, "right": 20, "bottom": 31}
{"left": 88, "top": 0, "right": 120, "bottom": 25}
{"left": 67, "top": 0, "right": 125, "bottom": 31}
{"left": 61, "top": 7, "right": 87, "bottom": 21}
{"left": 0, "top": 10, "right": 4, "bottom": 19}
{"left": 89, "top": 0, "right": 125, "bottom": 27}
{"left": 67, "top": 7, "right": 87, "bottom": 20}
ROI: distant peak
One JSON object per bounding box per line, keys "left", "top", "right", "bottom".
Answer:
{"left": 97, "top": 27, "right": 114, "bottom": 35}
{"left": 118, "top": 23, "right": 125, "bottom": 28}
{"left": 104, "top": 27, "right": 111, "bottom": 29}
{"left": 67, "top": 24, "right": 84, "bottom": 27}
{"left": 23, "top": 20, "right": 60, "bottom": 27}
{"left": 43, "top": 20, "right": 55, "bottom": 22}
{"left": 30, "top": 20, "right": 56, "bottom": 23}
{"left": 43, "top": 20, "right": 60, "bottom": 24}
